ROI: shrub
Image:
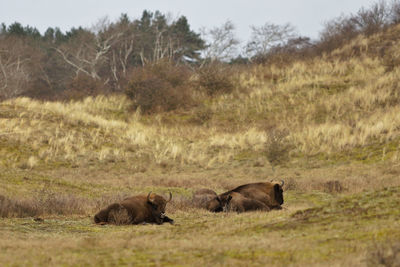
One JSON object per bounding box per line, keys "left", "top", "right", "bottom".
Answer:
{"left": 317, "top": 1, "right": 400, "bottom": 55}
{"left": 62, "top": 74, "right": 106, "bottom": 100}
{"left": 125, "top": 61, "right": 193, "bottom": 113}
{"left": 64, "top": 74, "right": 107, "bottom": 100}
{"left": 323, "top": 180, "right": 344, "bottom": 194}
{"left": 195, "top": 63, "right": 236, "bottom": 96}
{"left": 264, "top": 128, "right": 292, "bottom": 168}
{"left": 0, "top": 193, "right": 86, "bottom": 218}
{"left": 0, "top": 194, "right": 38, "bottom": 218}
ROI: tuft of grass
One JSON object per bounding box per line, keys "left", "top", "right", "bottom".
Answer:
{"left": 0, "top": 193, "right": 88, "bottom": 218}
{"left": 367, "top": 241, "right": 400, "bottom": 267}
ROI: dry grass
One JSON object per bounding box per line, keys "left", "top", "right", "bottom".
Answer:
{"left": 0, "top": 95, "right": 273, "bottom": 170}
{"left": 0, "top": 192, "right": 88, "bottom": 218}
{"left": 367, "top": 241, "right": 400, "bottom": 267}
{"left": 1, "top": 23, "right": 400, "bottom": 266}
{"left": 0, "top": 186, "right": 399, "bottom": 266}
{"left": 1, "top": 50, "right": 400, "bottom": 169}
{"left": 208, "top": 55, "right": 400, "bottom": 161}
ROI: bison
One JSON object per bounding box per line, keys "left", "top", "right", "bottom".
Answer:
{"left": 192, "top": 188, "right": 218, "bottom": 209}
{"left": 206, "top": 180, "right": 284, "bottom": 212}
{"left": 222, "top": 192, "right": 270, "bottom": 212}
{"left": 94, "top": 192, "right": 174, "bottom": 225}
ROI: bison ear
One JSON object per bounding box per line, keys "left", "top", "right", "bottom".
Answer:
{"left": 227, "top": 195, "right": 232, "bottom": 202}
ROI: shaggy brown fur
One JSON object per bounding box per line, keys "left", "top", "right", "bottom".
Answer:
{"left": 206, "top": 181, "right": 284, "bottom": 212}
{"left": 192, "top": 188, "right": 218, "bottom": 209}
{"left": 222, "top": 192, "right": 270, "bottom": 212}
{"left": 94, "top": 192, "right": 174, "bottom": 225}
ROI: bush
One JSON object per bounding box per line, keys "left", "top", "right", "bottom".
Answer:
{"left": 251, "top": 37, "right": 315, "bottom": 66}
{"left": 317, "top": 0, "right": 400, "bottom": 54}
{"left": 125, "top": 61, "right": 193, "bottom": 114}
{"left": 195, "top": 63, "right": 236, "bottom": 96}
{"left": 323, "top": 180, "right": 344, "bottom": 194}
{"left": 264, "top": 128, "right": 292, "bottom": 168}
{"left": 64, "top": 74, "right": 107, "bottom": 100}
{"left": 0, "top": 193, "right": 86, "bottom": 218}
{"left": 0, "top": 194, "right": 38, "bottom": 218}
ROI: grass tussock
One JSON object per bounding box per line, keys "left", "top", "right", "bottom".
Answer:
{"left": 0, "top": 193, "right": 86, "bottom": 218}
{"left": 367, "top": 241, "right": 400, "bottom": 267}
{"left": 0, "top": 185, "right": 135, "bottom": 218}
{"left": 0, "top": 189, "right": 195, "bottom": 219}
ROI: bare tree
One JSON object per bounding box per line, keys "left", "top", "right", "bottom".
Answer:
{"left": 319, "top": 1, "right": 397, "bottom": 53}
{"left": 390, "top": 0, "right": 400, "bottom": 23}
{"left": 0, "top": 37, "right": 40, "bottom": 99}
{"left": 54, "top": 24, "right": 121, "bottom": 82}
{"left": 0, "top": 50, "right": 29, "bottom": 99}
{"left": 100, "top": 16, "right": 137, "bottom": 90}
{"left": 150, "top": 26, "right": 173, "bottom": 64}
{"left": 351, "top": 0, "right": 391, "bottom": 35}
{"left": 201, "top": 20, "right": 240, "bottom": 63}
{"left": 245, "top": 22, "right": 297, "bottom": 60}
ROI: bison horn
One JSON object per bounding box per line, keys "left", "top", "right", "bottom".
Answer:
{"left": 147, "top": 191, "right": 154, "bottom": 203}
{"left": 280, "top": 180, "right": 285, "bottom": 186}
{"left": 167, "top": 191, "right": 172, "bottom": 203}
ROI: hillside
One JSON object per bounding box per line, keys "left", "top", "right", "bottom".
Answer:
{"left": 1, "top": 24, "right": 400, "bottom": 266}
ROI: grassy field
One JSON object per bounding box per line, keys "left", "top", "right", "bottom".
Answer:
{"left": 1, "top": 25, "right": 400, "bottom": 266}
{"left": 1, "top": 165, "right": 399, "bottom": 266}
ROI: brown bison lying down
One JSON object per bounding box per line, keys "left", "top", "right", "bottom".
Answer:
{"left": 221, "top": 192, "right": 270, "bottom": 212}
{"left": 204, "top": 180, "right": 284, "bottom": 213}
{"left": 94, "top": 192, "right": 174, "bottom": 225}
{"left": 192, "top": 188, "right": 218, "bottom": 208}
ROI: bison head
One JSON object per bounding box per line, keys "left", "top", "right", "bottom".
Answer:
{"left": 272, "top": 180, "right": 284, "bottom": 206}
{"left": 206, "top": 196, "right": 224, "bottom": 212}
{"left": 192, "top": 188, "right": 218, "bottom": 208}
{"left": 147, "top": 191, "right": 172, "bottom": 224}
{"left": 206, "top": 194, "right": 234, "bottom": 212}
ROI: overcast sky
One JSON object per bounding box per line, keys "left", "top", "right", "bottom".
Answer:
{"left": 1, "top": 0, "right": 376, "bottom": 41}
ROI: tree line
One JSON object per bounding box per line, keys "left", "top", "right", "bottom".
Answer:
{"left": 0, "top": 11, "right": 206, "bottom": 100}
{"left": 1, "top": 1, "right": 400, "bottom": 101}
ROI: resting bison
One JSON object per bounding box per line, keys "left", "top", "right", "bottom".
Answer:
{"left": 94, "top": 192, "right": 174, "bottom": 225}
{"left": 206, "top": 180, "right": 284, "bottom": 212}
{"left": 222, "top": 192, "right": 270, "bottom": 212}
{"left": 192, "top": 188, "right": 218, "bottom": 209}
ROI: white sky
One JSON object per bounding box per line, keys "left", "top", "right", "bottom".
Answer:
{"left": 1, "top": 0, "right": 376, "bottom": 41}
